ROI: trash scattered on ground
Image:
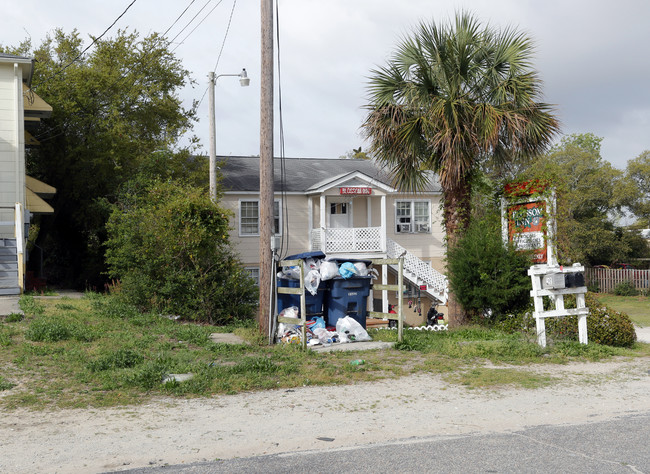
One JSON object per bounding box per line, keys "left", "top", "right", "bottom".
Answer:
{"left": 350, "top": 359, "right": 365, "bottom": 366}
{"left": 162, "top": 373, "right": 194, "bottom": 384}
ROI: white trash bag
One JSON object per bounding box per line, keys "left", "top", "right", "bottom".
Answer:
{"left": 336, "top": 315, "right": 372, "bottom": 343}
{"left": 304, "top": 269, "right": 321, "bottom": 296}
{"left": 319, "top": 260, "right": 339, "bottom": 281}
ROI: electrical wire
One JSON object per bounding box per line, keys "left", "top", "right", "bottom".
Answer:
{"left": 275, "top": 0, "right": 289, "bottom": 260}
{"left": 197, "top": 0, "right": 238, "bottom": 109}
{"left": 162, "top": 0, "right": 197, "bottom": 38}
{"left": 168, "top": 0, "right": 215, "bottom": 46}
{"left": 33, "top": 0, "right": 138, "bottom": 91}
{"left": 33, "top": 0, "right": 224, "bottom": 143}
{"left": 171, "top": 0, "right": 225, "bottom": 53}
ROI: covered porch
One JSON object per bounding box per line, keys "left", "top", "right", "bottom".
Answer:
{"left": 305, "top": 170, "right": 394, "bottom": 256}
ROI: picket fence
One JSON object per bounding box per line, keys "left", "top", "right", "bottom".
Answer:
{"left": 584, "top": 267, "right": 650, "bottom": 293}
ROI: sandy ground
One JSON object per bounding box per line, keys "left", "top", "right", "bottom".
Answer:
{"left": 0, "top": 356, "right": 648, "bottom": 474}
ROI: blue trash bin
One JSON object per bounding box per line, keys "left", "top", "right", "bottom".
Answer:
{"left": 326, "top": 276, "right": 372, "bottom": 329}
{"left": 277, "top": 277, "right": 327, "bottom": 317}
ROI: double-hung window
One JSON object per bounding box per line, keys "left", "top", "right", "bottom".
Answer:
{"left": 395, "top": 200, "right": 430, "bottom": 233}
{"left": 239, "top": 199, "right": 281, "bottom": 236}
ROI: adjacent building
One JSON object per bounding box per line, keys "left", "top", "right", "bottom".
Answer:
{"left": 219, "top": 156, "right": 448, "bottom": 324}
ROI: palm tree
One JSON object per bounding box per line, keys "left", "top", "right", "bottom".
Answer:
{"left": 363, "top": 12, "right": 559, "bottom": 326}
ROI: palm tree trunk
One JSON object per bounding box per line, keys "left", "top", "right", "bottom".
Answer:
{"left": 443, "top": 178, "right": 472, "bottom": 327}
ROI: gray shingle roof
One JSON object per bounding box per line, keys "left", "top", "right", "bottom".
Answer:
{"left": 0, "top": 52, "right": 32, "bottom": 61}
{"left": 219, "top": 156, "right": 441, "bottom": 193}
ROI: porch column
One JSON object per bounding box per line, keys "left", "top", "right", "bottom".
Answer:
{"left": 380, "top": 194, "right": 387, "bottom": 252}
{"left": 320, "top": 194, "right": 326, "bottom": 252}
{"left": 307, "top": 196, "right": 313, "bottom": 251}
{"left": 367, "top": 197, "right": 372, "bottom": 226}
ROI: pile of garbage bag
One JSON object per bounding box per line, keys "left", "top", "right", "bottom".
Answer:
{"left": 278, "top": 251, "right": 376, "bottom": 297}
{"left": 277, "top": 306, "right": 372, "bottom": 346}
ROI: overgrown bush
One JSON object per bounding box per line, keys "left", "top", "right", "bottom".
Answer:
{"left": 544, "top": 293, "right": 636, "bottom": 347}
{"left": 447, "top": 217, "right": 533, "bottom": 320}
{"left": 612, "top": 280, "right": 638, "bottom": 296}
{"left": 105, "top": 180, "right": 258, "bottom": 324}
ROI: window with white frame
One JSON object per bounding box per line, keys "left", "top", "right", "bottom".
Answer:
{"left": 245, "top": 267, "right": 260, "bottom": 286}
{"left": 395, "top": 200, "right": 430, "bottom": 233}
{"left": 239, "top": 200, "right": 281, "bottom": 236}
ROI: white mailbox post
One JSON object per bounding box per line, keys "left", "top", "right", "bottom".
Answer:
{"left": 528, "top": 264, "right": 588, "bottom": 347}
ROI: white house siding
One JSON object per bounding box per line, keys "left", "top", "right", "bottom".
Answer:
{"left": 0, "top": 62, "right": 26, "bottom": 239}
{"left": 386, "top": 194, "right": 446, "bottom": 273}
{"left": 222, "top": 193, "right": 311, "bottom": 267}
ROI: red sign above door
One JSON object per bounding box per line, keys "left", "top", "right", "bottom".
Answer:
{"left": 340, "top": 187, "right": 371, "bottom": 195}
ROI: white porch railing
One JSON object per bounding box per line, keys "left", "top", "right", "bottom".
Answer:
{"left": 386, "top": 238, "right": 448, "bottom": 304}
{"left": 311, "top": 227, "right": 384, "bottom": 253}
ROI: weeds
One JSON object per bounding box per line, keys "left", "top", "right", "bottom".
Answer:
{"left": 0, "top": 294, "right": 646, "bottom": 410}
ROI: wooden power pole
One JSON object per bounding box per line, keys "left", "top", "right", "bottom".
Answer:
{"left": 258, "top": 0, "right": 274, "bottom": 338}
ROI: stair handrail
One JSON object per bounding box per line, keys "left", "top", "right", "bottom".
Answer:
{"left": 386, "top": 238, "right": 448, "bottom": 304}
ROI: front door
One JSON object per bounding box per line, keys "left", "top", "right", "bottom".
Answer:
{"left": 329, "top": 201, "right": 350, "bottom": 228}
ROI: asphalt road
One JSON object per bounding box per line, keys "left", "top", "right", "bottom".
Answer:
{"left": 116, "top": 413, "right": 649, "bottom": 473}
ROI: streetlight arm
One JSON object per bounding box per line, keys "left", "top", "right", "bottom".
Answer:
{"left": 208, "top": 67, "right": 250, "bottom": 201}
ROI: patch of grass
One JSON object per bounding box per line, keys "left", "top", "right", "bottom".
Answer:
{"left": 594, "top": 294, "right": 650, "bottom": 327}
{"left": 0, "top": 294, "right": 648, "bottom": 410}
{"left": 5, "top": 313, "right": 24, "bottom": 323}
{"left": 18, "top": 295, "right": 45, "bottom": 317}
{"left": 444, "top": 367, "right": 556, "bottom": 390}
{"left": 0, "top": 375, "right": 16, "bottom": 391}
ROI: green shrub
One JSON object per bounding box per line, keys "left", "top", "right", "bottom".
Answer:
{"left": 105, "top": 181, "right": 258, "bottom": 324}
{"left": 545, "top": 293, "right": 637, "bottom": 347}
{"left": 18, "top": 295, "right": 45, "bottom": 317}
{"left": 447, "top": 217, "right": 533, "bottom": 320}
{"left": 88, "top": 349, "right": 144, "bottom": 372}
{"left": 5, "top": 312, "right": 24, "bottom": 323}
{"left": 612, "top": 280, "right": 638, "bottom": 296}
{"left": 25, "top": 316, "right": 99, "bottom": 343}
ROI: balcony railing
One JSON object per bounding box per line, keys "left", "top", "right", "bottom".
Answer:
{"left": 311, "top": 227, "right": 384, "bottom": 253}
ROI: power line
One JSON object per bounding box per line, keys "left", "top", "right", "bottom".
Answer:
{"left": 197, "top": 0, "right": 239, "bottom": 108}
{"left": 172, "top": 0, "right": 225, "bottom": 53}
{"left": 162, "top": 0, "right": 198, "bottom": 38}
{"left": 33, "top": 0, "right": 138, "bottom": 91}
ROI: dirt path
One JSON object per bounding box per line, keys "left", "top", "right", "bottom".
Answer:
{"left": 1, "top": 357, "right": 648, "bottom": 473}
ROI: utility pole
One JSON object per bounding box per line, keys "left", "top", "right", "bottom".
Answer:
{"left": 259, "top": 0, "right": 274, "bottom": 338}
{"left": 208, "top": 72, "right": 217, "bottom": 201}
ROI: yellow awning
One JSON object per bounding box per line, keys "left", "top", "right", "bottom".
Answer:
{"left": 26, "top": 188, "right": 54, "bottom": 214}
{"left": 25, "top": 131, "right": 40, "bottom": 146}
{"left": 23, "top": 84, "right": 52, "bottom": 119}
{"left": 26, "top": 175, "right": 56, "bottom": 197}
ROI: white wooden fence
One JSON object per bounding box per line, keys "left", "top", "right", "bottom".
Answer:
{"left": 584, "top": 268, "right": 650, "bottom": 293}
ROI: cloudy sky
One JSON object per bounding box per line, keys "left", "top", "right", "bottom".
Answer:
{"left": 3, "top": 0, "right": 649, "bottom": 170}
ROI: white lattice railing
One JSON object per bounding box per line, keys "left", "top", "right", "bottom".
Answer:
{"left": 386, "top": 238, "right": 448, "bottom": 304}
{"left": 311, "top": 227, "right": 384, "bottom": 253}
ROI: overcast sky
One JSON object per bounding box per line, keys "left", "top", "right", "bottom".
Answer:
{"left": 3, "top": 0, "right": 649, "bottom": 170}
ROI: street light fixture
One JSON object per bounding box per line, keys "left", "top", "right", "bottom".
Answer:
{"left": 208, "top": 68, "right": 250, "bottom": 201}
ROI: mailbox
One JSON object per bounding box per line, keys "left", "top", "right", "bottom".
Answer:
{"left": 542, "top": 273, "right": 565, "bottom": 289}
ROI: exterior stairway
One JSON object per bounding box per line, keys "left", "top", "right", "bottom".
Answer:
{"left": 386, "top": 238, "right": 448, "bottom": 304}
{"left": 0, "top": 238, "right": 20, "bottom": 295}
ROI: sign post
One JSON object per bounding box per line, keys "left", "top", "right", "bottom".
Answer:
{"left": 502, "top": 181, "right": 588, "bottom": 347}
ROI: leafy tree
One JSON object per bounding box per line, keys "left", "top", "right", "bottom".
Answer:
{"left": 106, "top": 180, "right": 257, "bottom": 324}
{"left": 362, "top": 12, "right": 558, "bottom": 326}
{"left": 339, "top": 147, "right": 371, "bottom": 160}
{"left": 515, "top": 133, "right": 646, "bottom": 265}
{"left": 626, "top": 150, "right": 650, "bottom": 228}
{"left": 3, "top": 29, "right": 199, "bottom": 288}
